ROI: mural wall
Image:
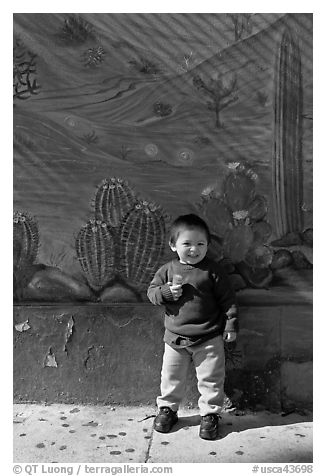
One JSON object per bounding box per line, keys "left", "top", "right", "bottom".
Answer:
{"left": 13, "top": 13, "right": 313, "bottom": 303}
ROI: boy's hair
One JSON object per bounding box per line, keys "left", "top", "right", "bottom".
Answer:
{"left": 169, "top": 214, "right": 211, "bottom": 245}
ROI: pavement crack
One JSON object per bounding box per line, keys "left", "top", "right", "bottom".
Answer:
{"left": 144, "top": 423, "right": 155, "bottom": 463}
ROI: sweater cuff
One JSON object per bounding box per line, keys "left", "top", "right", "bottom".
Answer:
{"left": 224, "top": 317, "right": 238, "bottom": 333}
{"left": 161, "top": 284, "right": 174, "bottom": 301}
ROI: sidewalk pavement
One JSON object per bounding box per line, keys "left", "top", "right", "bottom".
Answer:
{"left": 13, "top": 403, "right": 312, "bottom": 463}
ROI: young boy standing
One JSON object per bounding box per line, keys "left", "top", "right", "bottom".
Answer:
{"left": 147, "top": 214, "right": 238, "bottom": 440}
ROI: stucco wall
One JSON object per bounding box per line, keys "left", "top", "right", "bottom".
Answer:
{"left": 13, "top": 288, "right": 312, "bottom": 412}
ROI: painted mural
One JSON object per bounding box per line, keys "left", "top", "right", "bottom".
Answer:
{"left": 13, "top": 13, "right": 313, "bottom": 303}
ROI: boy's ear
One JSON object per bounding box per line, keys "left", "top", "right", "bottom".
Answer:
{"left": 169, "top": 241, "right": 176, "bottom": 252}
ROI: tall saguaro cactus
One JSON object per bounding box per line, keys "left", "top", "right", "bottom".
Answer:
{"left": 272, "top": 28, "right": 303, "bottom": 237}
{"left": 76, "top": 220, "right": 116, "bottom": 291}
{"left": 120, "top": 201, "right": 166, "bottom": 288}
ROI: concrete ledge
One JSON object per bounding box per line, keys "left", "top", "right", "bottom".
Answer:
{"left": 13, "top": 288, "right": 313, "bottom": 411}
{"left": 14, "top": 304, "right": 165, "bottom": 405}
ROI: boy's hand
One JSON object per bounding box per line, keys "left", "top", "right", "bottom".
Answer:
{"left": 223, "top": 331, "right": 237, "bottom": 342}
{"left": 167, "top": 281, "right": 183, "bottom": 301}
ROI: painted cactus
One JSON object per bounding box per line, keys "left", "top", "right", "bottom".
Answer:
{"left": 248, "top": 195, "right": 268, "bottom": 222}
{"left": 13, "top": 211, "right": 39, "bottom": 272}
{"left": 198, "top": 195, "right": 233, "bottom": 239}
{"left": 223, "top": 168, "right": 256, "bottom": 212}
{"left": 272, "top": 28, "right": 303, "bottom": 237}
{"left": 251, "top": 221, "right": 273, "bottom": 245}
{"left": 223, "top": 224, "right": 254, "bottom": 263}
{"left": 76, "top": 219, "right": 116, "bottom": 291}
{"left": 94, "top": 177, "right": 137, "bottom": 227}
{"left": 120, "top": 201, "right": 166, "bottom": 288}
{"left": 244, "top": 245, "right": 274, "bottom": 269}
{"left": 197, "top": 164, "right": 274, "bottom": 287}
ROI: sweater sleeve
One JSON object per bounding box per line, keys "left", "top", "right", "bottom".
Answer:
{"left": 147, "top": 264, "right": 174, "bottom": 305}
{"left": 213, "top": 267, "right": 239, "bottom": 332}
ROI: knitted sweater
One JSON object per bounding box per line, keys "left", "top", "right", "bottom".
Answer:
{"left": 147, "top": 257, "right": 238, "bottom": 348}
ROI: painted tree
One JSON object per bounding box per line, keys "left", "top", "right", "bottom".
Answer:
{"left": 193, "top": 73, "right": 238, "bottom": 128}
{"left": 227, "top": 13, "right": 254, "bottom": 41}
{"left": 272, "top": 28, "right": 303, "bottom": 237}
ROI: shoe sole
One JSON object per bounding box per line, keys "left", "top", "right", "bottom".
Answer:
{"left": 199, "top": 428, "right": 219, "bottom": 440}
{"left": 154, "top": 418, "right": 178, "bottom": 433}
{"left": 154, "top": 425, "right": 171, "bottom": 433}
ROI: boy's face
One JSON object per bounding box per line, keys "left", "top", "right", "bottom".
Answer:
{"left": 170, "top": 227, "right": 208, "bottom": 265}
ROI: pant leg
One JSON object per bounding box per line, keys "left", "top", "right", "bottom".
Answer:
{"left": 156, "top": 343, "right": 191, "bottom": 412}
{"left": 190, "top": 335, "right": 225, "bottom": 416}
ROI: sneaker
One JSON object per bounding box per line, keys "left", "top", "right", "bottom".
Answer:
{"left": 199, "top": 414, "right": 220, "bottom": 440}
{"left": 154, "top": 407, "right": 178, "bottom": 433}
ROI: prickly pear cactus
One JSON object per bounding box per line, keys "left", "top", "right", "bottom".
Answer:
{"left": 197, "top": 163, "right": 275, "bottom": 288}
{"left": 270, "top": 249, "right": 293, "bottom": 270}
{"left": 13, "top": 211, "right": 39, "bottom": 272}
{"left": 198, "top": 195, "right": 233, "bottom": 238}
{"left": 223, "top": 224, "right": 254, "bottom": 263}
{"left": 236, "top": 262, "right": 273, "bottom": 289}
{"left": 251, "top": 221, "right": 273, "bottom": 244}
{"left": 94, "top": 177, "right": 137, "bottom": 227}
{"left": 244, "top": 245, "right": 274, "bottom": 269}
{"left": 248, "top": 195, "right": 268, "bottom": 222}
{"left": 76, "top": 219, "right": 116, "bottom": 292}
{"left": 120, "top": 201, "right": 166, "bottom": 288}
{"left": 223, "top": 169, "right": 256, "bottom": 212}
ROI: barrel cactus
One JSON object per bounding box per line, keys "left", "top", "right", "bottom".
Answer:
{"left": 13, "top": 211, "right": 39, "bottom": 272}
{"left": 94, "top": 177, "right": 137, "bottom": 227}
{"left": 119, "top": 200, "right": 166, "bottom": 289}
{"left": 80, "top": 177, "right": 169, "bottom": 299}
{"left": 76, "top": 219, "right": 116, "bottom": 292}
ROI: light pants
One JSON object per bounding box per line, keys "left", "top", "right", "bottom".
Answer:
{"left": 157, "top": 335, "right": 225, "bottom": 416}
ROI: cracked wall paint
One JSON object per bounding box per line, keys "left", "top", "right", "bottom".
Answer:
{"left": 101, "top": 314, "right": 143, "bottom": 328}
{"left": 13, "top": 300, "right": 312, "bottom": 408}
{"left": 54, "top": 313, "right": 65, "bottom": 322}
{"left": 15, "top": 320, "right": 31, "bottom": 332}
{"left": 83, "top": 345, "right": 94, "bottom": 369}
{"left": 63, "top": 316, "right": 74, "bottom": 353}
{"left": 83, "top": 345, "right": 105, "bottom": 371}
{"left": 43, "top": 347, "right": 58, "bottom": 368}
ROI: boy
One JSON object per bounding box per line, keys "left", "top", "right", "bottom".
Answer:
{"left": 147, "top": 214, "right": 238, "bottom": 440}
